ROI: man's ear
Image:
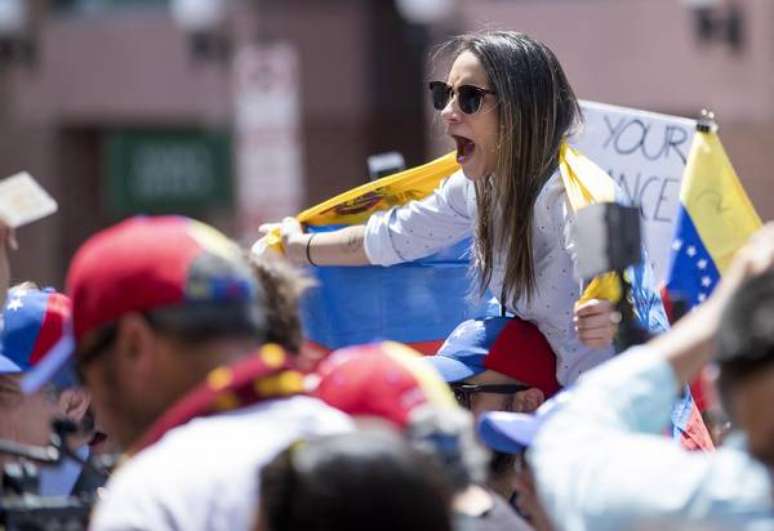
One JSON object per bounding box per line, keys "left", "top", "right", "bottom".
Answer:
{"left": 113, "top": 312, "right": 158, "bottom": 378}
{"left": 522, "top": 388, "right": 545, "bottom": 412}
{"left": 58, "top": 387, "right": 91, "bottom": 423}
{"left": 512, "top": 387, "right": 545, "bottom": 414}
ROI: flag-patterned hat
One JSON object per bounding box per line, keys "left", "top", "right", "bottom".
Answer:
{"left": 0, "top": 285, "right": 73, "bottom": 379}
{"left": 425, "top": 317, "right": 561, "bottom": 398}
{"left": 66, "top": 216, "right": 262, "bottom": 349}
{"left": 0, "top": 285, "right": 75, "bottom": 392}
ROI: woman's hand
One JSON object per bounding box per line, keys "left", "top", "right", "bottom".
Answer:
{"left": 256, "top": 217, "right": 311, "bottom": 266}
{"left": 256, "top": 221, "right": 369, "bottom": 268}
{"left": 574, "top": 299, "right": 621, "bottom": 349}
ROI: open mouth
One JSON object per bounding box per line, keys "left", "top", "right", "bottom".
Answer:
{"left": 453, "top": 135, "right": 475, "bottom": 164}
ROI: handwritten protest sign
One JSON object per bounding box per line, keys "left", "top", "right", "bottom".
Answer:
{"left": 573, "top": 101, "right": 696, "bottom": 283}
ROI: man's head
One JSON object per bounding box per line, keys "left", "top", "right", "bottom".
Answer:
{"left": 476, "top": 396, "right": 566, "bottom": 531}
{"left": 0, "top": 285, "right": 90, "bottom": 463}
{"left": 259, "top": 429, "right": 454, "bottom": 531}
{"left": 426, "top": 317, "right": 560, "bottom": 420}
{"left": 67, "top": 216, "right": 267, "bottom": 449}
{"left": 716, "top": 270, "right": 774, "bottom": 470}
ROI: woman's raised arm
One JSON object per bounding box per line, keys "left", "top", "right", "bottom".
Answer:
{"left": 257, "top": 217, "right": 369, "bottom": 267}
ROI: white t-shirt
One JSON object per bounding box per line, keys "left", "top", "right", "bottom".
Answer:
{"left": 364, "top": 170, "right": 615, "bottom": 385}
{"left": 89, "top": 395, "right": 354, "bottom": 531}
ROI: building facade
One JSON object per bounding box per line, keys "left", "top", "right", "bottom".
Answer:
{"left": 2, "top": 0, "right": 771, "bottom": 285}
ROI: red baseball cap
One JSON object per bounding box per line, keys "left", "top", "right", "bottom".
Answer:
{"left": 311, "top": 341, "right": 457, "bottom": 429}
{"left": 67, "top": 216, "right": 260, "bottom": 348}
{"left": 426, "top": 317, "right": 561, "bottom": 398}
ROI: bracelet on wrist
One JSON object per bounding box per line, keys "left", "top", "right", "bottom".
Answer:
{"left": 305, "top": 233, "right": 317, "bottom": 266}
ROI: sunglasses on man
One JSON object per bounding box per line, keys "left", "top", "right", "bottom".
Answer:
{"left": 449, "top": 382, "right": 530, "bottom": 410}
{"left": 428, "top": 81, "right": 497, "bottom": 114}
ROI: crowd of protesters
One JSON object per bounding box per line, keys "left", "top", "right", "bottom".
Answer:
{"left": 1, "top": 212, "right": 772, "bottom": 531}
{"left": 0, "top": 29, "right": 773, "bottom": 531}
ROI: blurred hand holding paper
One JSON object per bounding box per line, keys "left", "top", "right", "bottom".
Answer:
{"left": 0, "top": 172, "right": 58, "bottom": 227}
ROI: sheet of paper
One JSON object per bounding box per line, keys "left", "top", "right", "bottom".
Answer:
{"left": 0, "top": 172, "right": 58, "bottom": 228}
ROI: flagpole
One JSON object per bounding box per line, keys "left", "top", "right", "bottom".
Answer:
{"left": 696, "top": 108, "right": 718, "bottom": 134}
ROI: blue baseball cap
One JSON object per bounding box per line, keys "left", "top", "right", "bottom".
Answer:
{"left": 477, "top": 393, "right": 568, "bottom": 453}
{"left": 0, "top": 285, "right": 77, "bottom": 392}
{"left": 425, "top": 317, "right": 561, "bottom": 398}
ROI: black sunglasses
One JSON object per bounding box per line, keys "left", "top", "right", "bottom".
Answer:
{"left": 428, "top": 81, "right": 497, "bottom": 114}
{"left": 449, "top": 382, "right": 530, "bottom": 410}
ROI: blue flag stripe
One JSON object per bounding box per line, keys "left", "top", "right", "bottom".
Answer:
{"left": 666, "top": 207, "right": 721, "bottom": 308}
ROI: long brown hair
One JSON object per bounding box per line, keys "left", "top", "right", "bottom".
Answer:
{"left": 438, "top": 32, "right": 581, "bottom": 305}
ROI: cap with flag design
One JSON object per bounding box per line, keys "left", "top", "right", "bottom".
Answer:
{"left": 311, "top": 341, "right": 457, "bottom": 428}
{"left": 425, "top": 317, "right": 561, "bottom": 398}
{"left": 0, "top": 285, "right": 77, "bottom": 392}
{"left": 66, "top": 216, "right": 262, "bottom": 350}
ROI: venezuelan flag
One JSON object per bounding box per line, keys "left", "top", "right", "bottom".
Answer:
{"left": 664, "top": 125, "right": 761, "bottom": 451}
{"left": 665, "top": 128, "right": 762, "bottom": 308}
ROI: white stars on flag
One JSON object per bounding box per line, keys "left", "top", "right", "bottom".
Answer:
{"left": 6, "top": 298, "right": 23, "bottom": 311}
{"left": 450, "top": 320, "right": 479, "bottom": 341}
{"left": 670, "top": 236, "right": 720, "bottom": 305}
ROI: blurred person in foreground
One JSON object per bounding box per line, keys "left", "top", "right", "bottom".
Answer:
{"left": 426, "top": 315, "right": 563, "bottom": 511}
{"left": 477, "top": 398, "right": 567, "bottom": 531}
{"left": 68, "top": 216, "right": 352, "bottom": 531}
{"left": 0, "top": 283, "right": 96, "bottom": 496}
{"left": 312, "top": 340, "right": 534, "bottom": 530}
{"left": 258, "top": 428, "right": 454, "bottom": 531}
{"left": 480, "top": 223, "right": 774, "bottom": 530}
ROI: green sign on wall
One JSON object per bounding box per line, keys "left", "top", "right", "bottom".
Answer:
{"left": 107, "top": 129, "right": 232, "bottom": 214}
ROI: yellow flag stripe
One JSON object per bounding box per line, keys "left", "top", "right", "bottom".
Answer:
{"left": 300, "top": 152, "right": 460, "bottom": 226}
{"left": 559, "top": 143, "right": 616, "bottom": 210}
{"left": 256, "top": 151, "right": 458, "bottom": 254}
{"left": 681, "top": 131, "right": 762, "bottom": 274}
{"left": 559, "top": 144, "right": 621, "bottom": 304}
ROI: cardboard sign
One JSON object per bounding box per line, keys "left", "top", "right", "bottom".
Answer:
{"left": 0, "top": 173, "right": 57, "bottom": 228}
{"left": 573, "top": 101, "right": 697, "bottom": 282}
